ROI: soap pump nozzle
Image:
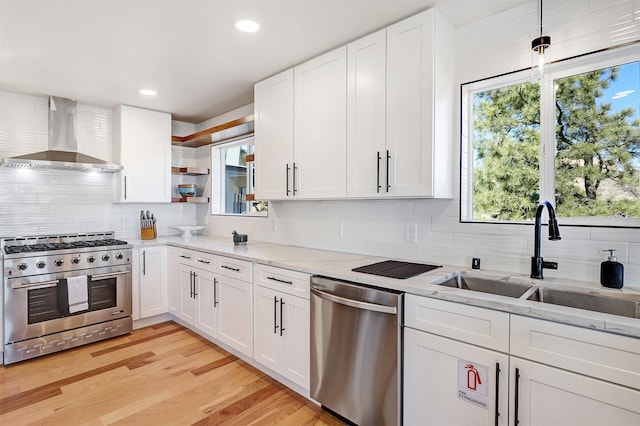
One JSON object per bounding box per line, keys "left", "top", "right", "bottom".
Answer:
{"left": 603, "top": 249, "right": 617, "bottom": 261}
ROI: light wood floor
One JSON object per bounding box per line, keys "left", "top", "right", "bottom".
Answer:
{"left": 0, "top": 321, "right": 346, "bottom": 425}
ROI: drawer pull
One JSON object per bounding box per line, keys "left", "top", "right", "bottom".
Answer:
{"left": 197, "top": 259, "right": 211, "bottom": 264}
{"left": 267, "top": 276, "right": 293, "bottom": 285}
{"left": 221, "top": 265, "right": 240, "bottom": 272}
{"left": 180, "top": 255, "right": 192, "bottom": 259}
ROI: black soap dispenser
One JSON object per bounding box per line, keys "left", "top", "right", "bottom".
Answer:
{"left": 600, "top": 249, "right": 624, "bottom": 289}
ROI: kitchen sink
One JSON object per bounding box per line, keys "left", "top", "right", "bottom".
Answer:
{"left": 439, "top": 274, "right": 532, "bottom": 298}
{"left": 526, "top": 287, "right": 640, "bottom": 319}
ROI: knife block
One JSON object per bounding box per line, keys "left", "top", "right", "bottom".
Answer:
{"left": 140, "top": 224, "right": 157, "bottom": 240}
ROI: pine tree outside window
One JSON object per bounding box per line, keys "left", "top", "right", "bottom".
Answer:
{"left": 461, "top": 45, "right": 640, "bottom": 227}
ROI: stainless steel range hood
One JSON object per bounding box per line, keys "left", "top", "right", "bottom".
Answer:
{"left": 1, "top": 96, "right": 123, "bottom": 172}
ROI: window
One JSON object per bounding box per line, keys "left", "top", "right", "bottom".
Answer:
{"left": 211, "top": 137, "right": 268, "bottom": 216}
{"left": 461, "top": 45, "right": 640, "bottom": 226}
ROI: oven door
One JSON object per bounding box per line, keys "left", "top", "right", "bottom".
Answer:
{"left": 4, "top": 266, "right": 132, "bottom": 344}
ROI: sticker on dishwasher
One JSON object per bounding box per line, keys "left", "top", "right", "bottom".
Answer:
{"left": 457, "top": 360, "right": 489, "bottom": 409}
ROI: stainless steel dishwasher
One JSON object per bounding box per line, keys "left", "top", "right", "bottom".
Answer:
{"left": 310, "top": 276, "right": 403, "bottom": 425}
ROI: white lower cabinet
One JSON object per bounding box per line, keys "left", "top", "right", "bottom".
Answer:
{"left": 253, "top": 264, "right": 311, "bottom": 390}
{"left": 404, "top": 294, "right": 510, "bottom": 426}
{"left": 175, "top": 249, "right": 253, "bottom": 357}
{"left": 404, "top": 295, "right": 640, "bottom": 426}
{"left": 511, "top": 357, "right": 640, "bottom": 426}
{"left": 137, "top": 245, "right": 168, "bottom": 319}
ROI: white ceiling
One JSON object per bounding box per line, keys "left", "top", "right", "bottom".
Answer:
{"left": 0, "top": 0, "right": 530, "bottom": 123}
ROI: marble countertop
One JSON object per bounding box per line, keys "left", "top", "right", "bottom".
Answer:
{"left": 132, "top": 235, "right": 640, "bottom": 339}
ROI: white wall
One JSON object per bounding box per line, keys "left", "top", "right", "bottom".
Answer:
{"left": 207, "top": 0, "right": 640, "bottom": 290}
{"left": 0, "top": 91, "right": 200, "bottom": 240}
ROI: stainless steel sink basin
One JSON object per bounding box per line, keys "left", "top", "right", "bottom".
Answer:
{"left": 526, "top": 287, "right": 640, "bottom": 319}
{"left": 439, "top": 275, "right": 532, "bottom": 298}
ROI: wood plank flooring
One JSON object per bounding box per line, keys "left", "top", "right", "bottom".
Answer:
{"left": 0, "top": 321, "right": 346, "bottom": 426}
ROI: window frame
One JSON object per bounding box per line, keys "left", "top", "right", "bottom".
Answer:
{"left": 460, "top": 43, "right": 640, "bottom": 228}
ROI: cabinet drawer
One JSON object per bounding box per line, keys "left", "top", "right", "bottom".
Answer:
{"left": 510, "top": 315, "right": 640, "bottom": 390}
{"left": 177, "top": 248, "right": 198, "bottom": 267}
{"left": 177, "top": 248, "right": 216, "bottom": 272}
{"left": 216, "top": 256, "right": 253, "bottom": 282}
{"left": 254, "top": 264, "right": 311, "bottom": 299}
{"left": 405, "top": 294, "right": 510, "bottom": 352}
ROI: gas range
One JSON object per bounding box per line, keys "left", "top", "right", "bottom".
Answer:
{"left": 2, "top": 232, "right": 132, "bottom": 278}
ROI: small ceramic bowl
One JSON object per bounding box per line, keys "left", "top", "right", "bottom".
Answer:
{"left": 178, "top": 184, "right": 197, "bottom": 197}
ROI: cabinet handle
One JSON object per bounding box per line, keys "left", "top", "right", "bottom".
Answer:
{"left": 386, "top": 150, "right": 391, "bottom": 192}
{"left": 142, "top": 250, "right": 146, "bottom": 276}
{"left": 514, "top": 367, "right": 520, "bottom": 426}
{"left": 213, "top": 278, "right": 218, "bottom": 307}
{"left": 273, "top": 296, "right": 279, "bottom": 334}
{"left": 124, "top": 175, "right": 127, "bottom": 200}
{"left": 197, "top": 259, "right": 211, "bottom": 264}
{"left": 286, "top": 163, "right": 291, "bottom": 196}
{"left": 279, "top": 298, "right": 285, "bottom": 336}
{"left": 193, "top": 272, "right": 198, "bottom": 297}
{"left": 495, "top": 362, "right": 501, "bottom": 426}
{"left": 221, "top": 265, "right": 240, "bottom": 272}
{"left": 180, "top": 255, "right": 192, "bottom": 259}
{"left": 266, "top": 276, "right": 293, "bottom": 285}
{"left": 189, "top": 271, "right": 194, "bottom": 298}
{"left": 292, "top": 162, "right": 298, "bottom": 195}
{"left": 376, "top": 151, "right": 382, "bottom": 193}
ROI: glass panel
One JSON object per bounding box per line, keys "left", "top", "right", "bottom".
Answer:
{"left": 471, "top": 80, "right": 541, "bottom": 220}
{"left": 554, "top": 61, "right": 640, "bottom": 218}
{"left": 224, "top": 144, "right": 248, "bottom": 214}
{"left": 28, "top": 286, "right": 63, "bottom": 324}
{"left": 89, "top": 277, "right": 117, "bottom": 311}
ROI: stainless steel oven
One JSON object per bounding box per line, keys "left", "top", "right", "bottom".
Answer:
{"left": 2, "top": 232, "right": 132, "bottom": 364}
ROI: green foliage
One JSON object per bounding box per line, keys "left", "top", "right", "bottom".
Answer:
{"left": 472, "top": 65, "right": 640, "bottom": 221}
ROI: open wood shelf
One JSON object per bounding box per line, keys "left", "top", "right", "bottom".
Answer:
{"left": 171, "top": 197, "right": 209, "bottom": 203}
{"left": 171, "top": 166, "right": 210, "bottom": 176}
{"left": 171, "top": 115, "right": 254, "bottom": 148}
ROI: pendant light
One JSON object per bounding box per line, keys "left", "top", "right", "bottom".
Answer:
{"left": 531, "top": 0, "right": 551, "bottom": 73}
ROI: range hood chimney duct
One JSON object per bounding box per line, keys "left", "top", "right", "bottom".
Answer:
{"left": 1, "top": 96, "right": 123, "bottom": 172}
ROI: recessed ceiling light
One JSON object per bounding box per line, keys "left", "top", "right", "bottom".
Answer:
{"left": 139, "top": 89, "right": 157, "bottom": 96}
{"left": 234, "top": 19, "right": 260, "bottom": 33}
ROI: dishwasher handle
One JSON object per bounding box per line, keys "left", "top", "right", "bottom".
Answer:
{"left": 311, "top": 287, "right": 397, "bottom": 314}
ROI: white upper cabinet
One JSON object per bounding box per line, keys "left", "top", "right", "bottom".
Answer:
{"left": 254, "top": 69, "right": 295, "bottom": 200}
{"left": 386, "top": 8, "right": 454, "bottom": 198}
{"left": 254, "top": 7, "right": 453, "bottom": 200}
{"left": 294, "top": 46, "right": 347, "bottom": 199}
{"left": 113, "top": 105, "right": 171, "bottom": 203}
{"left": 346, "top": 29, "right": 387, "bottom": 198}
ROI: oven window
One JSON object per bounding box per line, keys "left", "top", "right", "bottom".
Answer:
{"left": 28, "top": 287, "right": 63, "bottom": 324}
{"left": 89, "top": 276, "right": 117, "bottom": 312}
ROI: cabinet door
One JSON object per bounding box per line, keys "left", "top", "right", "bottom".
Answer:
{"left": 179, "top": 264, "right": 196, "bottom": 324}
{"left": 167, "top": 246, "right": 180, "bottom": 315}
{"left": 216, "top": 275, "right": 253, "bottom": 357}
{"left": 254, "top": 286, "right": 282, "bottom": 372}
{"left": 347, "top": 29, "right": 387, "bottom": 198}
{"left": 254, "top": 69, "right": 295, "bottom": 200}
{"left": 195, "top": 269, "right": 216, "bottom": 337}
{"left": 404, "top": 328, "right": 509, "bottom": 426}
{"left": 294, "top": 46, "right": 347, "bottom": 199}
{"left": 511, "top": 357, "right": 640, "bottom": 426}
{"left": 113, "top": 105, "right": 171, "bottom": 203}
{"left": 386, "top": 9, "right": 453, "bottom": 198}
{"left": 281, "top": 293, "right": 310, "bottom": 390}
{"left": 139, "top": 246, "right": 167, "bottom": 318}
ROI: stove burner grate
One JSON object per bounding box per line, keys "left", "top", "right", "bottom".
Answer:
{"left": 4, "top": 238, "right": 129, "bottom": 255}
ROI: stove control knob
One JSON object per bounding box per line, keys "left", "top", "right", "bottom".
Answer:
{"left": 71, "top": 256, "right": 81, "bottom": 265}
{"left": 54, "top": 259, "right": 64, "bottom": 267}
{"left": 102, "top": 254, "right": 110, "bottom": 262}
{"left": 87, "top": 255, "right": 96, "bottom": 263}
{"left": 115, "top": 253, "right": 124, "bottom": 260}
{"left": 36, "top": 261, "right": 46, "bottom": 269}
{"left": 17, "top": 263, "right": 28, "bottom": 271}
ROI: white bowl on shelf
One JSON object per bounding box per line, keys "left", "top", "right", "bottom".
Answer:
{"left": 171, "top": 225, "right": 205, "bottom": 238}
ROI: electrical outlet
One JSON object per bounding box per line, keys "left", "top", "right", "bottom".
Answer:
{"left": 405, "top": 223, "right": 417, "bottom": 244}
{"left": 121, "top": 218, "right": 129, "bottom": 229}
{"left": 271, "top": 219, "right": 278, "bottom": 231}
{"left": 335, "top": 221, "right": 343, "bottom": 237}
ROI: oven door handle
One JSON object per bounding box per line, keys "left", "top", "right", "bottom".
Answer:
{"left": 11, "top": 280, "right": 60, "bottom": 290}
{"left": 91, "top": 271, "right": 130, "bottom": 280}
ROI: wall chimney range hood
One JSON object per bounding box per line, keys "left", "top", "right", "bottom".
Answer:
{"left": 1, "top": 96, "right": 123, "bottom": 172}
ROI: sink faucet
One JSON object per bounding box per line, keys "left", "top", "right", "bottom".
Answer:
{"left": 531, "top": 201, "right": 561, "bottom": 279}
